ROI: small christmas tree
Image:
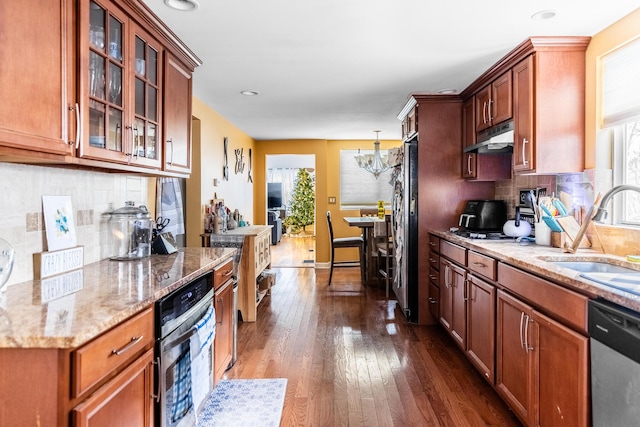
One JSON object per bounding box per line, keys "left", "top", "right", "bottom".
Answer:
{"left": 284, "top": 168, "right": 315, "bottom": 234}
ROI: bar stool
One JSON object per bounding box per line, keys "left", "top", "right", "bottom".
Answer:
{"left": 326, "top": 211, "right": 364, "bottom": 286}
{"left": 377, "top": 214, "right": 394, "bottom": 297}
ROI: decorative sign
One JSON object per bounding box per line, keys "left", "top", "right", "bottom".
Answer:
{"left": 33, "top": 246, "right": 84, "bottom": 280}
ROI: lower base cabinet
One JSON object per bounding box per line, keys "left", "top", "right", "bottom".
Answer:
{"left": 496, "top": 289, "right": 589, "bottom": 426}
{"left": 214, "top": 278, "right": 234, "bottom": 383}
{"left": 72, "top": 348, "right": 154, "bottom": 427}
{"left": 466, "top": 274, "right": 496, "bottom": 383}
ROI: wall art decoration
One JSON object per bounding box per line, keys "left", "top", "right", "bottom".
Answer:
{"left": 248, "top": 148, "right": 253, "bottom": 183}
{"left": 223, "top": 137, "right": 230, "bottom": 181}
{"left": 42, "top": 195, "right": 77, "bottom": 252}
{"left": 235, "top": 148, "right": 245, "bottom": 174}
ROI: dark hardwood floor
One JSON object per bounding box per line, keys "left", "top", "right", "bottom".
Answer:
{"left": 224, "top": 263, "right": 522, "bottom": 426}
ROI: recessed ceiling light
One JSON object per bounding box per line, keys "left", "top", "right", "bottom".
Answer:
{"left": 438, "top": 89, "right": 457, "bottom": 94}
{"left": 531, "top": 10, "right": 556, "bottom": 21}
{"left": 164, "top": 0, "right": 199, "bottom": 11}
{"left": 240, "top": 90, "right": 259, "bottom": 96}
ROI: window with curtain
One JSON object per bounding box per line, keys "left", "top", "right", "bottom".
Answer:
{"left": 339, "top": 149, "right": 393, "bottom": 209}
{"left": 602, "top": 37, "right": 640, "bottom": 225}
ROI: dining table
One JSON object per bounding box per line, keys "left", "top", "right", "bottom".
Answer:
{"left": 343, "top": 216, "right": 386, "bottom": 285}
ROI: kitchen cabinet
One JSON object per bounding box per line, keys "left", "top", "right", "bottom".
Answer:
{"left": 213, "top": 258, "right": 234, "bottom": 384}
{"left": 512, "top": 44, "right": 588, "bottom": 174}
{"left": 72, "top": 348, "right": 154, "bottom": 427}
{"left": 497, "top": 263, "right": 589, "bottom": 427}
{"left": 427, "top": 234, "right": 440, "bottom": 319}
{"left": 78, "top": 0, "right": 162, "bottom": 169}
{"left": 475, "top": 71, "right": 512, "bottom": 132}
{"left": 462, "top": 97, "right": 511, "bottom": 181}
{"left": 163, "top": 53, "right": 193, "bottom": 174}
{"left": 400, "top": 103, "right": 417, "bottom": 140}
{"left": 439, "top": 244, "right": 467, "bottom": 350}
{"left": 0, "top": 0, "right": 75, "bottom": 157}
{"left": 466, "top": 273, "right": 496, "bottom": 383}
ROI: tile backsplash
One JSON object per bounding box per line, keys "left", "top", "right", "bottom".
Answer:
{"left": 0, "top": 162, "right": 149, "bottom": 286}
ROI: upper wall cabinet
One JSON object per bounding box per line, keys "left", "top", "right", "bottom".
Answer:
{"left": 0, "top": 0, "right": 201, "bottom": 176}
{"left": 474, "top": 70, "right": 512, "bottom": 132}
{"left": 0, "top": 0, "right": 76, "bottom": 157}
{"left": 163, "top": 54, "right": 193, "bottom": 174}
{"left": 461, "top": 37, "right": 590, "bottom": 175}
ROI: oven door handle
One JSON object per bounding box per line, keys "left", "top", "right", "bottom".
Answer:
{"left": 163, "top": 325, "right": 199, "bottom": 351}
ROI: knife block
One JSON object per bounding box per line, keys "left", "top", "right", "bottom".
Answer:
{"left": 550, "top": 232, "right": 565, "bottom": 248}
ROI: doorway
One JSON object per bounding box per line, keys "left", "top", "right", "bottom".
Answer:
{"left": 266, "top": 154, "right": 316, "bottom": 267}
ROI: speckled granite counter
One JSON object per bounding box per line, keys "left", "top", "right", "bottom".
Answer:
{"left": 0, "top": 247, "right": 236, "bottom": 349}
{"left": 431, "top": 230, "right": 640, "bottom": 312}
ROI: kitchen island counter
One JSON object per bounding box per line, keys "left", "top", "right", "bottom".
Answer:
{"left": 0, "top": 247, "right": 236, "bottom": 349}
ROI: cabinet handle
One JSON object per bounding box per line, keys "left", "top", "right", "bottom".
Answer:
{"left": 429, "top": 241, "right": 436, "bottom": 247}
{"left": 482, "top": 101, "right": 487, "bottom": 124}
{"left": 429, "top": 257, "right": 437, "bottom": 264}
{"left": 467, "top": 154, "right": 472, "bottom": 175}
{"left": 519, "top": 312, "right": 525, "bottom": 349}
{"left": 216, "top": 297, "right": 224, "bottom": 324}
{"left": 522, "top": 138, "right": 529, "bottom": 166}
{"left": 167, "top": 138, "right": 174, "bottom": 165}
{"left": 471, "top": 262, "right": 487, "bottom": 268}
{"left": 444, "top": 264, "right": 450, "bottom": 288}
{"left": 429, "top": 274, "right": 437, "bottom": 281}
{"left": 223, "top": 269, "right": 233, "bottom": 277}
{"left": 132, "top": 126, "right": 140, "bottom": 159}
{"left": 111, "top": 335, "right": 143, "bottom": 356}
{"left": 463, "top": 279, "right": 469, "bottom": 301}
{"left": 488, "top": 99, "right": 494, "bottom": 121}
{"left": 428, "top": 297, "right": 437, "bottom": 304}
{"left": 72, "top": 103, "right": 81, "bottom": 149}
{"left": 153, "top": 355, "right": 162, "bottom": 403}
{"left": 524, "top": 315, "right": 534, "bottom": 352}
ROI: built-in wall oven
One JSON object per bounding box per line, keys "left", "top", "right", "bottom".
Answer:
{"left": 155, "top": 272, "right": 215, "bottom": 427}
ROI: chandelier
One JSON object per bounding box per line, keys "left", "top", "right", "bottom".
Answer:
{"left": 354, "top": 131, "right": 391, "bottom": 179}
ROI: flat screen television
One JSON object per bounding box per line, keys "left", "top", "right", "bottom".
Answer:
{"left": 267, "top": 182, "right": 283, "bottom": 209}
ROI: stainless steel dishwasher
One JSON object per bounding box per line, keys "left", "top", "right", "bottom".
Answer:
{"left": 589, "top": 299, "right": 640, "bottom": 426}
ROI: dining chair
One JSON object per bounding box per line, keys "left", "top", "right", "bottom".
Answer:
{"left": 377, "top": 214, "right": 394, "bottom": 297}
{"left": 326, "top": 211, "right": 364, "bottom": 286}
{"left": 359, "top": 208, "right": 378, "bottom": 217}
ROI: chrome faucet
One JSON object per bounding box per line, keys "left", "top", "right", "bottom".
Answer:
{"left": 565, "top": 184, "right": 640, "bottom": 253}
{"left": 592, "top": 184, "right": 640, "bottom": 222}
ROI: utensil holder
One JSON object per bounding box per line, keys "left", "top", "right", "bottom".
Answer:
{"left": 551, "top": 231, "right": 566, "bottom": 248}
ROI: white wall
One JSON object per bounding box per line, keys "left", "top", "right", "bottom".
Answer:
{"left": 0, "top": 162, "right": 148, "bottom": 286}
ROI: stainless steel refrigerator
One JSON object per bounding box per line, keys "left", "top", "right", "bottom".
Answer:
{"left": 391, "top": 138, "right": 419, "bottom": 322}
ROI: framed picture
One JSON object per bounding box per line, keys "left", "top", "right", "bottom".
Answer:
{"left": 42, "top": 195, "right": 77, "bottom": 252}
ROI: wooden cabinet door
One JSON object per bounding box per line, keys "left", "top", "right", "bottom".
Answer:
{"left": 438, "top": 259, "right": 453, "bottom": 331}
{"left": 475, "top": 86, "right": 492, "bottom": 132}
{"left": 0, "top": 0, "right": 75, "bottom": 156}
{"left": 491, "top": 70, "right": 513, "bottom": 125}
{"left": 496, "top": 290, "right": 536, "bottom": 426}
{"left": 534, "top": 310, "right": 589, "bottom": 427}
{"left": 214, "top": 278, "right": 233, "bottom": 382}
{"left": 461, "top": 98, "right": 477, "bottom": 178}
{"left": 72, "top": 349, "right": 154, "bottom": 427}
{"left": 466, "top": 274, "right": 496, "bottom": 384}
{"left": 163, "top": 53, "right": 192, "bottom": 174}
{"left": 450, "top": 262, "right": 467, "bottom": 350}
{"left": 513, "top": 55, "right": 535, "bottom": 173}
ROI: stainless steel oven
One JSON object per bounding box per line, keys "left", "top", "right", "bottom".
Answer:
{"left": 155, "top": 272, "right": 215, "bottom": 427}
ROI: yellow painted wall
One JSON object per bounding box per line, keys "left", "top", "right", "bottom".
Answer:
{"left": 186, "top": 97, "right": 255, "bottom": 247}
{"left": 254, "top": 139, "right": 400, "bottom": 264}
{"left": 585, "top": 7, "right": 640, "bottom": 169}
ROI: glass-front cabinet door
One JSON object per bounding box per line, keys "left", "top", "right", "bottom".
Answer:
{"left": 79, "top": 0, "right": 161, "bottom": 169}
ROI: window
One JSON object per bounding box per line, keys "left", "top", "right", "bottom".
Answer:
{"left": 602, "top": 37, "right": 640, "bottom": 225}
{"left": 339, "top": 149, "right": 394, "bottom": 209}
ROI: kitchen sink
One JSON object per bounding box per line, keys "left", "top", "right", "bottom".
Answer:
{"left": 551, "top": 261, "right": 638, "bottom": 274}
{"left": 537, "top": 256, "right": 640, "bottom": 295}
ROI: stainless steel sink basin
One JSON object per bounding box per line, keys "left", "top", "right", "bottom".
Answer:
{"left": 551, "top": 261, "right": 638, "bottom": 274}
{"left": 537, "top": 256, "right": 640, "bottom": 295}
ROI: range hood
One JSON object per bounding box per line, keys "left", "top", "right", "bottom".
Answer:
{"left": 464, "top": 120, "right": 514, "bottom": 154}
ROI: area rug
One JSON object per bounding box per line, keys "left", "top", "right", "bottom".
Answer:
{"left": 196, "top": 378, "right": 287, "bottom": 427}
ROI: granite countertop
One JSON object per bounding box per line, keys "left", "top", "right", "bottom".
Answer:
{"left": 0, "top": 247, "right": 236, "bottom": 349}
{"left": 431, "top": 230, "right": 640, "bottom": 312}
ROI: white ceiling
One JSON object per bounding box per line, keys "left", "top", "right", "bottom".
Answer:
{"left": 142, "top": 0, "right": 638, "bottom": 141}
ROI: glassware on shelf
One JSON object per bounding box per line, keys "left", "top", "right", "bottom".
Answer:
{"left": 0, "top": 238, "right": 15, "bottom": 293}
{"left": 89, "top": 24, "right": 105, "bottom": 49}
